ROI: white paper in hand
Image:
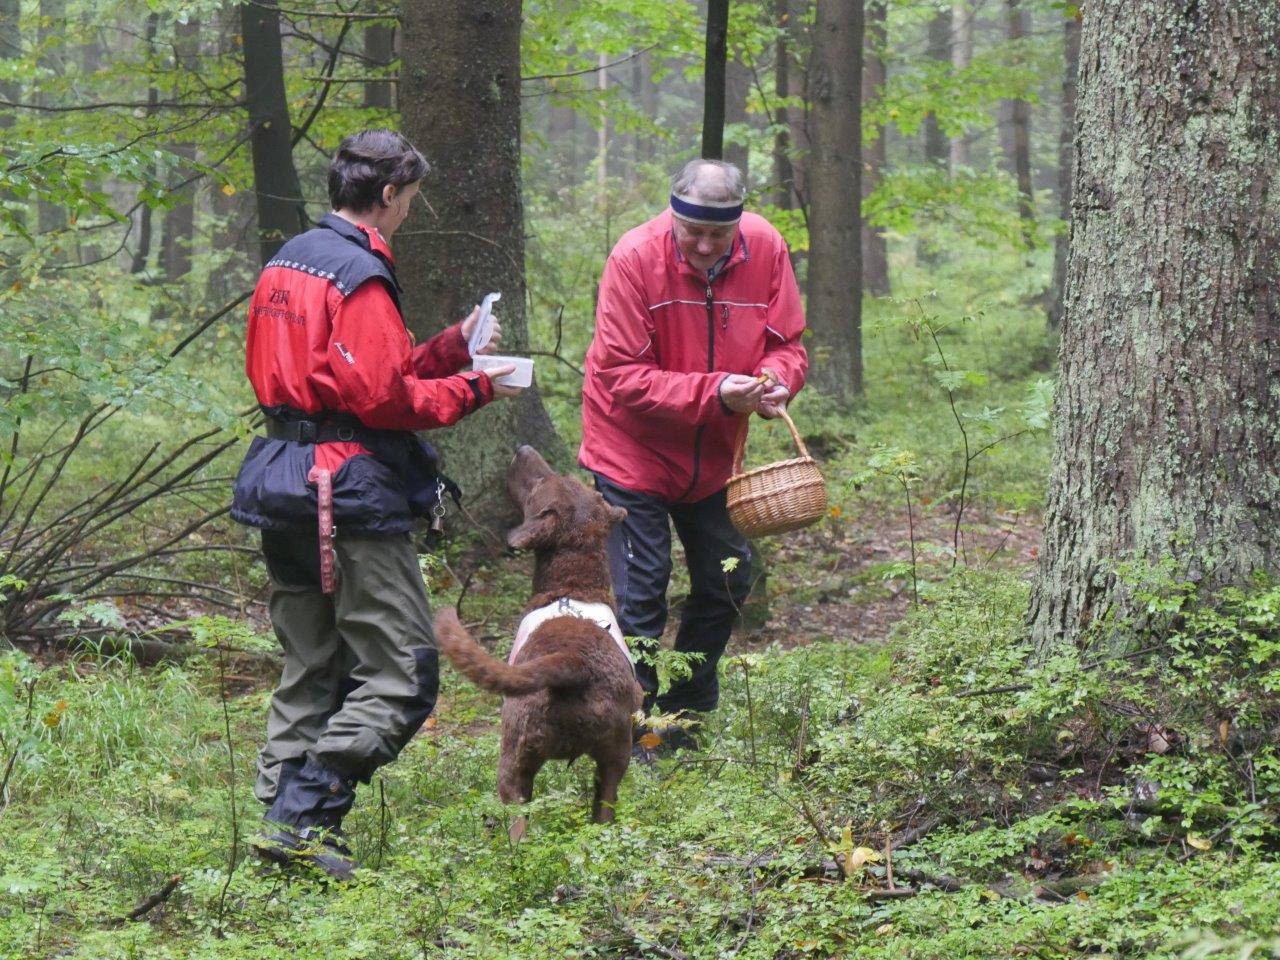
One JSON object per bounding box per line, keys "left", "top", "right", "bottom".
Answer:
{"left": 467, "top": 291, "right": 502, "bottom": 357}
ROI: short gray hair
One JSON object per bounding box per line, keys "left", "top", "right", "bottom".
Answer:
{"left": 670, "top": 159, "right": 746, "bottom": 203}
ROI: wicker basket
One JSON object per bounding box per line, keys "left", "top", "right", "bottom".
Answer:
{"left": 726, "top": 408, "right": 828, "bottom": 538}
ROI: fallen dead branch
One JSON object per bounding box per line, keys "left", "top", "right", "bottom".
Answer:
{"left": 121, "top": 874, "right": 182, "bottom": 923}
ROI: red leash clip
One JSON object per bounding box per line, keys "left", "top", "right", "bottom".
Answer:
{"left": 309, "top": 466, "right": 336, "bottom": 594}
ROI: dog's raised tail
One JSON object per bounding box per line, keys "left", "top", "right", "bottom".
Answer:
{"left": 433, "top": 607, "right": 582, "bottom": 696}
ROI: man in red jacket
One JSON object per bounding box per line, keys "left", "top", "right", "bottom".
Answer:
{"left": 232, "top": 129, "right": 522, "bottom": 878}
{"left": 580, "top": 159, "right": 807, "bottom": 753}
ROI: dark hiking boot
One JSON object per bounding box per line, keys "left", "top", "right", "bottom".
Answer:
{"left": 255, "top": 825, "right": 360, "bottom": 882}
{"left": 659, "top": 723, "right": 702, "bottom": 753}
{"left": 256, "top": 756, "right": 360, "bottom": 881}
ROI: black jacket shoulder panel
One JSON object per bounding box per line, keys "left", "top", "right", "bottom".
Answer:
{"left": 266, "top": 213, "right": 402, "bottom": 310}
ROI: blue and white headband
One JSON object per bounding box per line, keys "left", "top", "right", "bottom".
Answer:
{"left": 670, "top": 192, "right": 744, "bottom": 226}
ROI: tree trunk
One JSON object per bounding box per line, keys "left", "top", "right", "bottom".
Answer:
{"left": 724, "top": 55, "right": 751, "bottom": 176}
{"left": 922, "top": 11, "right": 949, "bottom": 169}
{"left": 131, "top": 13, "right": 160, "bottom": 275}
{"left": 548, "top": 99, "right": 579, "bottom": 188}
{"left": 37, "top": 0, "right": 67, "bottom": 236}
{"left": 1004, "top": 0, "right": 1034, "bottom": 247}
{"left": 363, "top": 21, "right": 395, "bottom": 110}
{"left": 1046, "top": 6, "right": 1081, "bottom": 329}
{"left": 918, "top": 9, "right": 948, "bottom": 267}
{"left": 638, "top": 48, "right": 658, "bottom": 166}
{"left": 398, "top": 0, "right": 564, "bottom": 529}
{"left": 772, "top": 0, "right": 795, "bottom": 209}
{"left": 948, "top": 1, "right": 972, "bottom": 174}
{"left": 240, "top": 0, "right": 308, "bottom": 265}
{"left": 0, "top": 0, "right": 21, "bottom": 216}
{"left": 702, "top": 0, "right": 730, "bottom": 159}
{"left": 1028, "top": 1, "right": 1280, "bottom": 653}
{"left": 861, "top": 0, "right": 889, "bottom": 297}
{"left": 597, "top": 51, "right": 609, "bottom": 189}
{"left": 161, "top": 16, "right": 200, "bottom": 281}
{"left": 805, "top": 0, "right": 863, "bottom": 401}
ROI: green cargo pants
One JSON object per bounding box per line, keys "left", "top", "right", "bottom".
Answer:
{"left": 254, "top": 529, "right": 438, "bottom": 804}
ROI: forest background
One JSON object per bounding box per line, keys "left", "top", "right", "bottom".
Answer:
{"left": 1, "top": 0, "right": 1278, "bottom": 957}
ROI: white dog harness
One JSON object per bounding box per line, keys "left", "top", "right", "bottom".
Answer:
{"left": 509, "top": 597, "right": 632, "bottom": 665}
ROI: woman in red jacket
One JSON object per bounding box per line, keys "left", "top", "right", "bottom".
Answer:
{"left": 233, "top": 129, "right": 522, "bottom": 879}
{"left": 580, "top": 159, "right": 807, "bottom": 755}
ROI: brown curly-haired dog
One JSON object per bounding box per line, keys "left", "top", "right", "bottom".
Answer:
{"left": 433, "top": 446, "right": 642, "bottom": 840}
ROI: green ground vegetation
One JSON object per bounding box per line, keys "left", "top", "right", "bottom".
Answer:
{"left": 3, "top": 569, "right": 1280, "bottom": 958}
{"left": 4, "top": 246, "right": 1279, "bottom": 958}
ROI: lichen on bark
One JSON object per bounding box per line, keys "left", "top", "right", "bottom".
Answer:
{"left": 1028, "top": 1, "right": 1280, "bottom": 654}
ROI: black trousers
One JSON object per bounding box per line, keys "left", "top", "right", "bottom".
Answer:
{"left": 593, "top": 473, "right": 752, "bottom": 714}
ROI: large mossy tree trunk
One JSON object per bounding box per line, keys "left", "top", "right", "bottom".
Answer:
{"left": 398, "top": 0, "right": 563, "bottom": 529}
{"left": 1028, "top": 1, "right": 1280, "bottom": 654}
{"left": 805, "top": 0, "right": 863, "bottom": 401}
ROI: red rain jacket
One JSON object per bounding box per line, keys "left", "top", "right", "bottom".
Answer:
{"left": 232, "top": 213, "right": 493, "bottom": 535}
{"left": 244, "top": 214, "right": 492, "bottom": 476}
{"left": 580, "top": 210, "right": 807, "bottom": 503}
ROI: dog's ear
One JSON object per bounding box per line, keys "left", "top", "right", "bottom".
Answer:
{"left": 507, "top": 510, "right": 558, "bottom": 550}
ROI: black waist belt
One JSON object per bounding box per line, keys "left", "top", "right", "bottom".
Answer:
{"left": 265, "top": 418, "right": 378, "bottom": 445}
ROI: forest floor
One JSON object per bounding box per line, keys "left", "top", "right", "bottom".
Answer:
{"left": 6, "top": 286, "right": 1279, "bottom": 959}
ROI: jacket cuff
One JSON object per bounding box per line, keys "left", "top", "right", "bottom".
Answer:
{"left": 716, "top": 375, "right": 735, "bottom": 416}
{"left": 463, "top": 370, "right": 493, "bottom": 410}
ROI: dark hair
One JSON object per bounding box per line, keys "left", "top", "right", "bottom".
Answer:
{"left": 328, "top": 129, "right": 430, "bottom": 212}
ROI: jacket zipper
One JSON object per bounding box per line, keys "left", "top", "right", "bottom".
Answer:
{"left": 676, "top": 283, "right": 716, "bottom": 502}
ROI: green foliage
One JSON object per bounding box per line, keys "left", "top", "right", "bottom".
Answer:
{"left": 6, "top": 573, "right": 1280, "bottom": 958}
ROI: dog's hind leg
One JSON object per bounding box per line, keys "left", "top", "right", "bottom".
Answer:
{"left": 591, "top": 736, "right": 631, "bottom": 824}
{"left": 498, "top": 751, "right": 541, "bottom": 843}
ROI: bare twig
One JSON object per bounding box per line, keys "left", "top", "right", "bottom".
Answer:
{"left": 215, "top": 642, "right": 239, "bottom": 933}
{"left": 740, "top": 658, "right": 758, "bottom": 766}
{"left": 123, "top": 874, "right": 183, "bottom": 922}
{"left": 251, "top": 0, "right": 394, "bottom": 20}
{"left": 167, "top": 292, "right": 253, "bottom": 358}
{"left": 0, "top": 678, "right": 38, "bottom": 809}
{"left": 0, "top": 355, "right": 33, "bottom": 524}
{"left": 523, "top": 45, "right": 657, "bottom": 83}
{"left": 292, "top": 16, "right": 353, "bottom": 148}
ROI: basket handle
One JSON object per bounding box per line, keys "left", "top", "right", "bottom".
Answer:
{"left": 731, "top": 406, "right": 811, "bottom": 475}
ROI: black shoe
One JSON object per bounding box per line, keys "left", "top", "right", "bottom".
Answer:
{"left": 661, "top": 724, "right": 702, "bottom": 753}
{"left": 255, "top": 825, "right": 359, "bottom": 882}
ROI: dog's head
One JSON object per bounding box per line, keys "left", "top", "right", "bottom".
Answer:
{"left": 506, "top": 446, "right": 626, "bottom": 551}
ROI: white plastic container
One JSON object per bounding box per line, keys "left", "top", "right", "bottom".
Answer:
{"left": 474, "top": 353, "right": 534, "bottom": 388}
{"left": 467, "top": 291, "right": 534, "bottom": 388}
